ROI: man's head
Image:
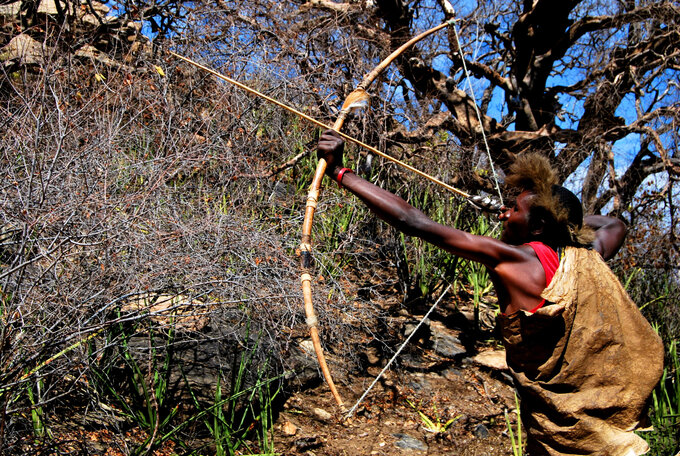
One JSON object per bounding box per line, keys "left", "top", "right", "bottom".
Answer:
{"left": 500, "top": 153, "right": 593, "bottom": 247}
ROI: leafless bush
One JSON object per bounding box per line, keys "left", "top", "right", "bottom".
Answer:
{"left": 0, "top": 19, "right": 354, "bottom": 449}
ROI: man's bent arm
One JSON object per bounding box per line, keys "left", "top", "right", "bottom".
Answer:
{"left": 585, "top": 215, "right": 626, "bottom": 260}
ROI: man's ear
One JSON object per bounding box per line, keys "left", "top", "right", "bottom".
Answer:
{"left": 529, "top": 214, "right": 546, "bottom": 237}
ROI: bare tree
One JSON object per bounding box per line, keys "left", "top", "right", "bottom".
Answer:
{"left": 172, "top": 0, "right": 678, "bottom": 256}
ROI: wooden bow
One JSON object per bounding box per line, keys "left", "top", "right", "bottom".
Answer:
{"left": 298, "top": 19, "right": 456, "bottom": 410}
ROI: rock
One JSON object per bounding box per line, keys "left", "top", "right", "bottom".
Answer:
{"left": 282, "top": 421, "right": 298, "bottom": 436}
{"left": 120, "top": 292, "right": 211, "bottom": 331}
{"left": 393, "top": 433, "right": 428, "bottom": 451}
{"left": 89, "top": 1, "right": 111, "bottom": 15}
{"left": 294, "top": 436, "right": 322, "bottom": 451}
{"left": 474, "top": 423, "right": 490, "bottom": 439}
{"left": 400, "top": 353, "right": 437, "bottom": 370}
{"left": 0, "top": 2, "right": 20, "bottom": 17}
{"left": 403, "top": 321, "right": 418, "bottom": 336}
{"left": 403, "top": 419, "right": 418, "bottom": 430}
{"left": 2, "top": 0, "right": 151, "bottom": 73}
{"left": 74, "top": 44, "right": 134, "bottom": 72}
{"left": 283, "top": 346, "right": 320, "bottom": 390}
{"left": 81, "top": 11, "right": 117, "bottom": 29}
{"left": 441, "top": 367, "right": 464, "bottom": 381}
{"left": 459, "top": 310, "right": 476, "bottom": 322}
{"left": 312, "top": 407, "right": 333, "bottom": 422}
{"left": 36, "top": 0, "right": 59, "bottom": 15}
{"left": 125, "top": 20, "right": 143, "bottom": 34}
{"left": 299, "top": 339, "right": 315, "bottom": 357}
{"left": 364, "top": 346, "right": 380, "bottom": 365}
{"left": 470, "top": 349, "right": 508, "bottom": 371}
{"left": 1, "top": 34, "right": 43, "bottom": 65}
{"left": 429, "top": 321, "right": 466, "bottom": 358}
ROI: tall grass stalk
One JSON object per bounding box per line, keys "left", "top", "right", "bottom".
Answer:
{"left": 462, "top": 216, "right": 495, "bottom": 330}
{"left": 505, "top": 392, "right": 523, "bottom": 456}
{"left": 177, "top": 323, "right": 281, "bottom": 456}
{"left": 393, "top": 195, "right": 468, "bottom": 303}
{"left": 90, "top": 318, "right": 179, "bottom": 455}
{"left": 643, "top": 338, "right": 680, "bottom": 454}
{"left": 25, "top": 377, "right": 50, "bottom": 440}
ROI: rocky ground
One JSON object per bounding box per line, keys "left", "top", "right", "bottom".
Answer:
{"left": 273, "top": 296, "right": 521, "bottom": 456}
{"left": 274, "top": 354, "right": 518, "bottom": 455}
{"left": 10, "top": 259, "right": 522, "bottom": 456}
{"left": 11, "top": 307, "right": 520, "bottom": 456}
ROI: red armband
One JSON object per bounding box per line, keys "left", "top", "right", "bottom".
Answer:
{"left": 336, "top": 168, "right": 353, "bottom": 188}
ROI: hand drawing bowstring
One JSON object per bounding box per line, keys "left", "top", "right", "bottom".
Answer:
{"left": 168, "top": 18, "right": 504, "bottom": 413}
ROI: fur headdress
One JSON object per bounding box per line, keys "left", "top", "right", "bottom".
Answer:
{"left": 505, "top": 153, "right": 594, "bottom": 247}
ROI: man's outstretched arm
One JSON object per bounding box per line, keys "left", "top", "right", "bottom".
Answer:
{"left": 585, "top": 215, "right": 627, "bottom": 260}
{"left": 317, "top": 130, "right": 523, "bottom": 267}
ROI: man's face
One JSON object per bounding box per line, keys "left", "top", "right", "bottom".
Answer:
{"left": 499, "top": 190, "right": 534, "bottom": 245}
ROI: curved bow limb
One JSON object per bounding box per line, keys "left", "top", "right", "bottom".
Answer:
{"left": 299, "top": 19, "right": 456, "bottom": 411}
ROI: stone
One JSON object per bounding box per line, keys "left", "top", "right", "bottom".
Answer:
{"left": 471, "top": 349, "right": 508, "bottom": 371}
{"left": 364, "top": 346, "right": 380, "bottom": 365}
{"left": 88, "top": 2, "right": 110, "bottom": 15}
{"left": 120, "top": 292, "right": 211, "bottom": 332}
{"left": 474, "top": 423, "right": 490, "bottom": 439}
{"left": 429, "top": 321, "right": 466, "bottom": 358}
{"left": 0, "top": 2, "right": 20, "bottom": 17}
{"left": 1, "top": 34, "right": 43, "bottom": 65}
{"left": 312, "top": 407, "right": 332, "bottom": 422}
{"left": 75, "top": 44, "right": 114, "bottom": 64}
{"left": 299, "top": 339, "right": 315, "bottom": 357}
{"left": 284, "top": 343, "right": 325, "bottom": 391}
{"left": 37, "top": 0, "right": 59, "bottom": 15}
{"left": 294, "top": 436, "right": 321, "bottom": 451}
{"left": 282, "top": 421, "right": 298, "bottom": 436}
{"left": 393, "top": 433, "right": 428, "bottom": 451}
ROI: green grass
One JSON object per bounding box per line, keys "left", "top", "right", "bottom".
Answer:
{"left": 622, "top": 268, "right": 680, "bottom": 453}
{"left": 89, "top": 313, "right": 281, "bottom": 455}
{"left": 642, "top": 338, "right": 680, "bottom": 454}
{"left": 405, "top": 398, "right": 461, "bottom": 434}
{"left": 505, "top": 392, "right": 524, "bottom": 456}
{"left": 89, "top": 318, "right": 179, "bottom": 455}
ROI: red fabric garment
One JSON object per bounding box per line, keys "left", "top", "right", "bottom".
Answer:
{"left": 525, "top": 242, "right": 559, "bottom": 313}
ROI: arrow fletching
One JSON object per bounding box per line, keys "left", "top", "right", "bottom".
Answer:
{"left": 340, "top": 89, "right": 369, "bottom": 114}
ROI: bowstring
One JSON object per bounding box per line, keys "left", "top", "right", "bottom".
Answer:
{"left": 344, "top": 282, "right": 453, "bottom": 419}
{"left": 452, "top": 22, "right": 504, "bottom": 205}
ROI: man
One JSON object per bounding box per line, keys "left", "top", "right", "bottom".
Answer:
{"left": 317, "top": 130, "right": 663, "bottom": 455}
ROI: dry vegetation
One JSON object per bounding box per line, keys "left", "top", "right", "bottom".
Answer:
{"left": 0, "top": 0, "right": 678, "bottom": 454}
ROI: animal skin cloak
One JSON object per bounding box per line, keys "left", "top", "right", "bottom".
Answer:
{"left": 497, "top": 247, "right": 664, "bottom": 456}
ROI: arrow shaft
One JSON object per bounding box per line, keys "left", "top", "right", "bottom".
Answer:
{"left": 168, "top": 51, "right": 469, "bottom": 198}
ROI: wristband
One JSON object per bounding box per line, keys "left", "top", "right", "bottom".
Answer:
{"left": 336, "top": 168, "right": 353, "bottom": 188}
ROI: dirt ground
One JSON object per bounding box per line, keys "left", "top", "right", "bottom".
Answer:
{"left": 274, "top": 345, "right": 518, "bottom": 456}
{"left": 12, "top": 316, "right": 519, "bottom": 456}
{"left": 272, "top": 286, "right": 521, "bottom": 456}
{"left": 11, "top": 259, "right": 522, "bottom": 455}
